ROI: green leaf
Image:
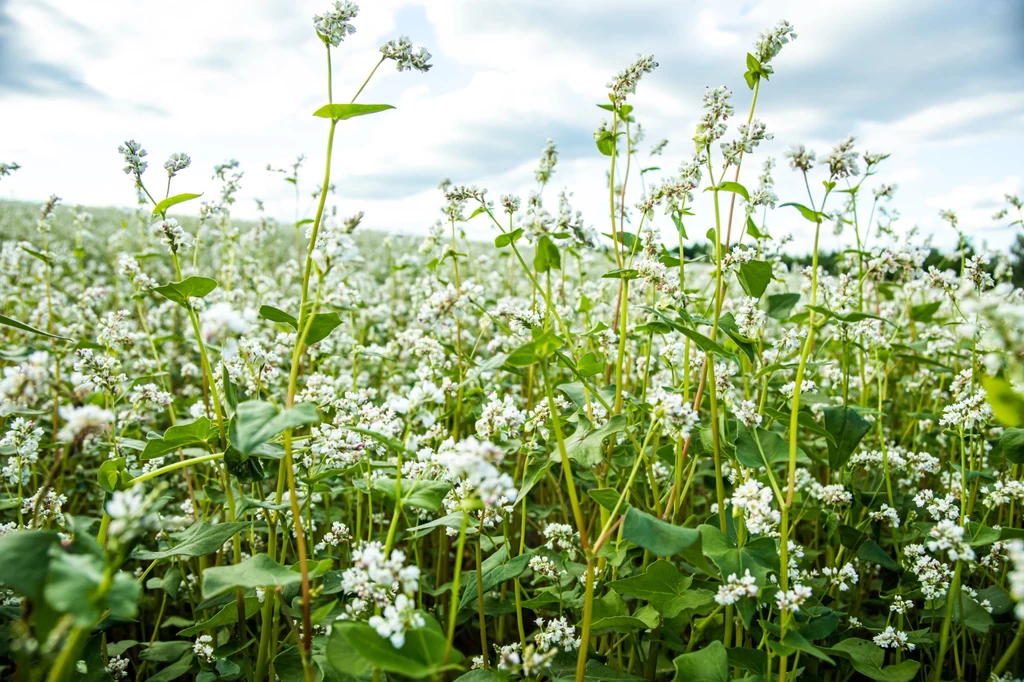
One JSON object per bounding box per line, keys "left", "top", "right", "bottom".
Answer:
{"left": 672, "top": 640, "right": 728, "bottom": 682}
{"left": 622, "top": 507, "right": 702, "bottom": 558}
{"left": 178, "top": 597, "right": 262, "bottom": 636}
{"left": 737, "top": 260, "right": 773, "bottom": 298}
{"left": 304, "top": 312, "right": 343, "bottom": 345}
{"left": 0, "top": 313, "right": 72, "bottom": 341}
{"left": 734, "top": 423, "right": 808, "bottom": 469}
{"left": 533, "top": 235, "right": 561, "bottom": 273}
{"left": 710, "top": 181, "right": 750, "bottom": 201}
{"left": 258, "top": 305, "right": 298, "bottom": 328}
{"left": 133, "top": 521, "right": 251, "bottom": 560}
{"left": 494, "top": 229, "right": 524, "bottom": 248}
{"left": 325, "top": 621, "right": 374, "bottom": 678}
{"left": 140, "top": 641, "right": 193, "bottom": 662}
{"left": 607, "top": 560, "right": 694, "bottom": 618}
{"left": 577, "top": 351, "right": 604, "bottom": 377}
{"left": 602, "top": 268, "right": 639, "bottom": 280}
{"left": 857, "top": 539, "right": 900, "bottom": 572}
{"left": 312, "top": 103, "right": 395, "bottom": 120}
{"left": 952, "top": 590, "right": 995, "bottom": 633}
{"left": 699, "top": 524, "right": 778, "bottom": 585}
{"left": 984, "top": 376, "right": 1024, "bottom": 427}
{"left": 745, "top": 216, "right": 766, "bottom": 240}
{"left": 766, "top": 293, "right": 800, "bottom": 320}
{"left": 827, "top": 638, "right": 920, "bottom": 682}
{"left": 564, "top": 414, "right": 627, "bottom": 467}
{"left": 910, "top": 300, "right": 942, "bottom": 322}
{"left": 590, "top": 590, "right": 660, "bottom": 633}
{"left": 372, "top": 478, "right": 451, "bottom": 513}
{"left": 779, "top": 202, "right": 828, "bottom": 224}
{"left": 596, "top": 130, "right": 617, "bottom": 156}
{"left": 780, "top": 629, "right": 835, "bottom": 664}
{"left": 141, "top": 417, "right": 219, "bottom": 460}
{"left": 459, "top": 549, "right": 530, "bottom": 610}
{"left": 727, "top": 647, "right": 766, "bottom": 676}
{"left": 1001, "top": 428, "right": 1024, "bottom": 464}
{"left": 152, "top": 276, "right": 218, "bottom": 307}
{"left": 45, "top": 552, "right": 139, "bottom": 625}
{"left": 0, "top": 530, "right": 60, "bottom": 601}
{"left": 201, "top": 553, "right": 303, "bottom": 599}
{"left": 229, "top": 400, "right": 319, "bottom": 457}
{"left": 806, "top": 305, "right": 894, "bottom": 326}
{"left": 326, "top": 619, "right": 458, "bottom": 679}
{"left": 147, "top": 652, "right": 194, "bottom": 682}
{"left": 152, "top": 193, "right": 202, "bottom": 216}
{"left": 98, "top": 457, "right": 133, "bottom": 493}
{"left": 823, "top": 406, "right": 872, "bottom": 469}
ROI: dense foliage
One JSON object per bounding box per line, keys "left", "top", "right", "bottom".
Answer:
{"left": 1, "top": 4, "right": 1024, "bottom": 682}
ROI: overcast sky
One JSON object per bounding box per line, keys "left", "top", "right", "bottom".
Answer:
{"left": 1, "top": 0, "right": 1023, "bottom": 252}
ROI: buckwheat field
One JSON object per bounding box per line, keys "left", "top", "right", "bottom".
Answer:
{"left": 2, "top": 4, "right": 1024, "bottom": 682}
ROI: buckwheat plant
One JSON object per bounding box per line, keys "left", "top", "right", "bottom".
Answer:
{"left": 3, "top": 8, "right": 1024, "bottom": 682}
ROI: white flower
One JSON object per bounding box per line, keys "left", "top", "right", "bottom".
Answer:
{"left": 57, "top": 404, "right": 113, "bottom": 442}
{"left": 368, "top": 593, "right": 425, "bottom": 648}
{"left": 873, "top": 626, "right": 914, "bottom": 651}
{"left": 314, "top": 1, "right": 358, "bottom": 46}
{"left": 715, "top": 569, "right": 759, "bottom": 605}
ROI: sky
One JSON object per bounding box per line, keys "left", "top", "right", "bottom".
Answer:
{"left": 1, "top": 0, "right": 1023, "bottom": 253}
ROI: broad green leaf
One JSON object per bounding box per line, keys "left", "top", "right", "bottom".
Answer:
{"left": 147, "top": 652, "right": 194, "bottom": 682}
{"left": 98, "top": 457, "right": 132, "bottom": 493}
{"left": 577, "top": 351, "right": 605, "bottom": 377}
{"left": 494, "top": 229, "right": 524, "bottom": 248}
{"left": 672, "top": 640, "right": 728, "bottom": 682}
{"left": 258, "top": 305, "right": 298, "bottom": 328}
{"left": 152, "top": 276, "right": 218, "bottom": 307}
{"left": 734, "top": 423, "right": 809, "bottom": 469}
{"left": 327, "top": 618, "right": 459, "bottom": 679}
{"left": 140, "top": 641, "right": 193, "bottom": 662}
{"left": 806, "top": 305, "right": 894, "bottom": 326}
{"left": 0, "top": 313, "right": 72, "bottom": 341}
{"left": 141, "top": 417, "right": 218, "bottom": 460}
{"left": 737, "top": 260, "right": 773, "bottom": 298}
{"left": 372, "top": 477, "right": 451, "bottom": 513}
{"left": 304, "top": 312, "right": 343, "bottom": 345}
{"left": 313, "top": 103, "right": 395, "bottom": 120}
{"left": 178, "top": 596, "right": 262, "bottom": 636}
{"left": 325, "top": 621, "right": 375, "bottom": 678}
{"left": 622, "top": 507, "right": 703, "bottom": 560}
{"left": 607, "top": 560, "right": 694, "bottom": 617}
{"left": 45, "top": 552, "right": 140, "bottom": 625}
{"left": 766, "top": 293, "right": 800, "bottom": 320}
{"left": 133, "top": 521, "right": 251, "bottom": 560}
{"left": 780, "top": 202, "right": 828, "bottom": 224}
{"left": 823, "top": 406, "right": 872, "bottom": 469}
{"left": 827, "top": 638, "right": 920, "bottom": 682}
{"left": 564, "top": 414, "right": 627, "bottom": 467}
{"left": 588, "top": 487, "right": 630, "bottom": 513}
{"left": 699, "top": 524, "right": 778, "bottom": 585}
{"left": 534, "top": 234, "right": 561, "bottom": 273}
{"left": 709, "top": 181, "right": 750, "bottom": 201}
{"left": 0, "top": 530, "right": 60, "bottom": 601}
{"left": 201, "top": 553, "right": 302, "bottom": 599}
{"left": 459, "top": 549, "right": 530, "bottom": 610}
{"left": 910, "top": 300, "right": 942, "bottom": 322}
{"left": 152, "top": 192, "right": 202, "bottom": 216}
{"left": 984, "top": 376, "right": 1024, "bottom": 427}
{"left": 726, "top": 647, "right": 766, "bottom": 676}
{"left": 590, "top": 590, "right": 660, "bottom": 633}
{"left": 857, "top": 539, "right": 900, "bottom": 572}
{"left": 1001, "top": 428, "right": 1024, "bottom": 464}
{"left": 229, "top": 400, "right": 319, "bottom": 456}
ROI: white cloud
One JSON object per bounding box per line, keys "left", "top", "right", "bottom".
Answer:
{"left": 1, "top": 0, "right": 1022, "bottom": 254}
